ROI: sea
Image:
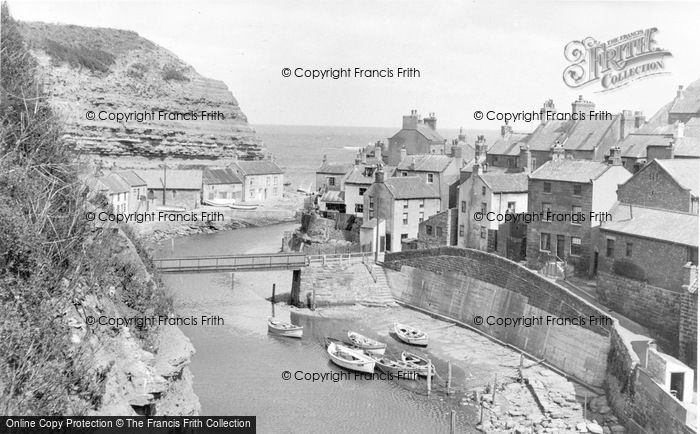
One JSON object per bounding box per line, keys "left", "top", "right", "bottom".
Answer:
{"left": 254, "top": 124, "right": 501, "bottom": 190}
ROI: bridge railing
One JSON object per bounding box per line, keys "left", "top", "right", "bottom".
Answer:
{"left": 306, "top": 251, "right": 372, "bottom": 266}
{"left": 154, "top": 253, "right": 307, "bottom": 272}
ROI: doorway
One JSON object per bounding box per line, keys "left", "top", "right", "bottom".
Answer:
{"left": 670, "top": 372, "right": 685, "bottom": 402}
{"left": 556, "top": 235, "right": 565, "bottom": 259}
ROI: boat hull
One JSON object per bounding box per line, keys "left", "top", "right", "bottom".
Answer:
{"left": 372, "top": 356, "right": 421, "bottom": 380}
{"left": 394, "top": 323, "right": 429, "bottom": 346}
{"left": 268, "top": 319, "right": 303, "bottom": 338}
{"left": 347, "top": 332, "right": 387, "bottom": 355}
{"left": 401, "top": 351, "right": 435, "bottom": 377}
{"left": 327, "top": 342, "right": 375, "bottom": 374}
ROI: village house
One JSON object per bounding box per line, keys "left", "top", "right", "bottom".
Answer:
{"left": 595, "top": 158, "right": 699, "bottom": 366}
{"left": 114, "top": 171, "right": 147, "bottom": 213}
{"left": 202, "top": 167, "right": 242, "bottom": 203}
{"left": 458, "top": 165, "right": 529, "bottom": 260}
{"left": 395, "top": 151, "right": 460, "bottom": 210}
{"left": 485, "top": 122, "right": 533, "bottom": 170}
{"left": 525, "top": 145, "right": 632, "bottom": 276}
{"left": 95, "top": 173, "right": 130, "bottom": 213}
{"left": 315, "top": 156, "right": 353, "bottom": 192}
{"left": 135, "top": 169, "right": 203, "bottom": 210}
{"left": 229, "top": 160, "right": 284, "bottom": 202}
{"left": 385, "top": 110, "right": 447, "bottom": 165}
{"left": 407, "top": 208, "right": 458, "bottom": 250}
{"left": 363, "top": 169, "right": 441, "bottom": 252}
{"left": 343, "top": 151, "right": 383, "bottom": 218}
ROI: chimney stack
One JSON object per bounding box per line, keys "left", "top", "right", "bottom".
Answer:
{"left": 400, "top": 146, "right": 407, "bottom": 162}
{"left": 374, "top": 144, "right": 382, "bottom": 161}
{"left": 374, "top": 165, "right": 385, "bottom": 183}
{"left": 634, "top": 111, "right": 646, "bottom": 128}
{"left": 457, "top": 127, "right": 466, "bottom": 143}
{"left": 609, "top": 146, "right": 622, "bottom": 166}
{"left": 571, "top": 95, "right": 595, "bottom": 115}
{"left": 620, "top": 110, "right": 635, "bottom": 140}
{"left": 550, "top": 141, "right": 565, "bottom": 162}
{"left": 675, "top": 121, "right": 685, "bottom": 139}
{"left": 322, "top": 154, "right": 327, "bottom": 163}
{"left": 423, "top": 112, "right": 437, "bottom": 131}
{"left": 501, "top": 120, "right": 513, "bottom": 138}
{"left": 519, "top": 144, "right": 532, "bottom": 173}
{"left": 402, "top": 110, "right": 420, "bottom": 129}
{"left": 677, "top": 85, "right": 684, "bottom": 99}
{"left": 540, "top": 99, "right": 556, "bottom": 125}
{"left": 475, "top": 135, "right": 487, "bottom": 164}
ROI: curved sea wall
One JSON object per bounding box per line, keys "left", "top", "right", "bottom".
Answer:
{"left": 383, "top": 247, "right": 613, "bottom": 386}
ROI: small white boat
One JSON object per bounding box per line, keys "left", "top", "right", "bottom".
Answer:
{"left": 370, "top": 354, "right": 420, "bottom": 380}
{"left": 229, "top": 203, "right": 258, "bottom": 210}
{"left": 327, "top": 341, "right": 375, "bottom": 374}
{"left": 401, "top": 351, "right": 435, "bottom": 377}
{"left": 347, "top": 331, "right": 387, "bottom": 355}
{"left": 204, "top": 198, "right": 236, "bottom": 207}
{"left": 156, "top": 205, "right": 186, "bottom": 213}
{"left": 267, "top": 317, "right": 303, "bottom": 338}
{"left": 394, "top": 323, "right": 428, "bottom": 346}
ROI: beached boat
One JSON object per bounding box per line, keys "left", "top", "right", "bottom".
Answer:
{"left": 347, "top": 331, "right": 387, "bottom": 355}
{"left": 156, "top": 205, "right": 186, "bottom": 213}
{"left": 283, "top": 181, "right": 292, "bottom": 187}
{"left": 267, "top": 317, "right": 303, "bottom": 338}
{"left": 370, "top": 354, "right": 421, "bottom": 379}
{"left": 203, "top": 198, "right": 236, "bottom": 207}
{"left": 229, "top": 203, "right": 258, "bottom": 210}
{"left": 401, "top": 351, "right": 435, "bottom": 377}
{"left": 327, "top": 341, "right": 375, "bottom": 374}
{"left": 394, "top": 323, "right": 429, "bottom": 346}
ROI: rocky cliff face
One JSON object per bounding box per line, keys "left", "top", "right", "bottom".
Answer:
{"left": 20, "top": 22, "right": 263, "bottom": 162}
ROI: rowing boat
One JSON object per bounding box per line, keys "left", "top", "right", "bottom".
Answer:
{"left": 229, "top": 203, "right": 258, "bottom": 210}
{"left": 347, "top": 331, "right": 387, "bottom": 355}
{"left": 401, "top": 351, "right": 435, "bottom": 377}
{"left": 267, "top": 317, "right": 303, "bottom": 338}
{"left": 370, "top": 354, "right": 420, "bottom": 380}
{"left": 203, "top": 198, "right": 236, "bottom": 207}
{"left": 327, "top": 341, "right": 375, "bottom": 374}
{"left": 394, "top": 323, "right": 428, "bottom": 346}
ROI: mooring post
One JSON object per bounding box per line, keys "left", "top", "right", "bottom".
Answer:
{"left": 311, "top": 283, "right": 316, "bottom": 311}
{"left": 584, "top": 394, "right": 587, "bottom": 420}
{"left": 492, "top": 373, "right": 497, "bottom": 404}
{"left": 231, "top": 272, "right": 235, "bottom": 290}
{"left": 450, "top": 410, "right": 456, "bottom": 434}
{"left": 447, "top": 360, "right": 452, "bottom": 395}
{"left": 426, "top": 360, "right": 432, "bottom": 395}
{"left": 271, "top": 284, "right": 276, "bottom": 317}
{"left": 519, "top": 353, "right": 524, "bottom": 382}
{"left": 479, "top": 397, "right": 484, "bottom": 424}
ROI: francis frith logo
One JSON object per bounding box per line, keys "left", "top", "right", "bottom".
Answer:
{"left": 563, "top": 28, "right": 672, "bottom": 92}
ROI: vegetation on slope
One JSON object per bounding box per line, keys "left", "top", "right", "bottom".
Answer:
{"left": 0, "top": 3, "right": 172, "bottom": 415}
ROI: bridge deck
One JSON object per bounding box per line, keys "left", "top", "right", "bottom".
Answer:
{"left": 154, "top": 253, "right": 308, "bottom": 273}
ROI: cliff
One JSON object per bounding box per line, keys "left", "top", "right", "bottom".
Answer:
{"left": 19, "top": 22, "right": 263, "bottom": 162}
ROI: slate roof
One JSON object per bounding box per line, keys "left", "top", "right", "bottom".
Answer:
{"left": 488, "top": 133, "right": 531, "bottom": 156}
{"left": 601, "top": 203, "right": 698, "bottom": 247}
{"left": 230, "top": 160, "right": 283, "bottom": 176}
{"left": 317, "top": 161, "right": 354, "bottom": 175}
{"left": 391, "top": 125, "right": 445, "bottom": 143}
{"left": 619, "top": 134, "right": 673, "bottom": 158}
{"left": 99, "top": 173, "right": 129, "bottom": 194}
{"left": 116, "top": 170, "right": 147, "bottom": 187}
{"left": 674, "top": 136, "right": 700, "bottom": 158}
{"left": 480, "top": 172, "right": 529, "bottom": 193}
{"left": 135, "top": 170, "right": 202, "bottom": 190}
{"left": 669, "top": 79, "right": 700, "bottom": 115}
{"left": 655, "top": 159, "right": 700, "bottom": 196}
{"left": 320, "top": 190, "right": 345, "bottom": 203}
{"left": 203, "top": 167, "right": 242, "bottom": 185}
{"left": 345, "top": 165, "right": 376, "bottom": 185}
{"left": 526, "top": 116, "right": 619, "bottom": 152}
{"left": 397, "top": 154, "right": 454, "bottom": 172}
{"left": 382, "top": 176, "right": 440, "bottom": 199}
{"left": 529, "top": 159, "right": 612, "bottom": 183}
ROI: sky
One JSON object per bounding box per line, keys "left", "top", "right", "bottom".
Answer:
{"left": 7, "top": 0, "right": 700, "bottom": 130}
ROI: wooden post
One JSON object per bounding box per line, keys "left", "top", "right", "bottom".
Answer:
{"left": 231, "top": 272, "right": 235, "bottom": 290}
{"left": 450, "top": 410, "right": 456, "bottom": 434}
{"left": 519, "top": 353, "right": 524, "bottom": 382}
{"left": 311, "top": 283, "right": 316, "bottom": 311}
{"left": 271, "top": 284, "right": 276, "bottom": 317}
{"left": 426, "top": 360, "right": 432, "bottom": 395}
{"left": 584, "top": 394, "right": 587, "bottom": 420}
{"left": 492, "top": 373, "right": 497, "bottom": 404}
{"left": 446, "top": 360, "right": 452, "bottom": 395}
{"left": 479, "top": 399, "right": 484, "bottom": 424}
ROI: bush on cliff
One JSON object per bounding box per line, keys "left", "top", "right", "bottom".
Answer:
{"left": 0, "top": 3, "right": 171, "bottom": 414}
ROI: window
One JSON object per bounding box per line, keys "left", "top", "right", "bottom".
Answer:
{"left": 364, "top": 167, "right": 374, "bottom": 177}
{"left": 273, "top": 188, "right": 278, "bottom": 195}
{"left": 208, "top": 192, "right": 215, "bottom": 200}
{"left": 436, "top": 227, "right": 443, "bottom": 237}
{"left": 540, "top": 233, "right": 551, "bottom": 251}
{"left": 625, "top": 242, "right": 633, "bottom": 257}
{"left": 419, "top": 199, "right": 424, "bottom": 208}
{"left": 687, "top": 247, "right": 698, "bottom": 265}
{"left": 419, "top": 212, "right": 424, "bottom": 223}
{"left": 606, "top": 238, "right": 615, "bottom": 257}
{"left": 461, "top": 201, "right": 467, "bottom": 213}
{"left": 426, "top": 225, "right": 433, "bottom": 236}
{"left": 507, "top": 201, "right": 516, "bottom": 213}
{"left": 402, "top": 172, "right": 408, "bottom": 177}
{"left": 427, "top": 173, "right": 434, "bottom": 183}
{"left": 359, "top": 187, "right": 367, "bottom": 196}
{"left": 542, "top": 202, "right": 552, "bottom": 221}
{"left": 328, "top": 177, "right": 335, "bottom": 186}
{"left": 249, "top": 178, "right": 254, "bottom": 186}
{"left": 221, "top": 192, "right": 228, "bottom": 199}
{"left": 401, "top": 234, "right": 408, "bottom": 240}
{"left": 274, "top": 176, "right": 279, "bottom": 185}
{"left": 459, "top": 225, "right": 464, "bottom": 237}
{"left": 481, "top": 202, "right": 487, "bottom": 214}
{"left": 480, "top": 226, "right": 487, "bottom": 239}
{"left": 543, "top": 182, "right": 551, "bottom": 193}
{"left": 570, "top": 237, "right": 581, "bottom": 256}
{"left": 249, "top": 190, "right": 254, "bottom": 198}
{"left": 267, "top": 176, "right": 271, "bottom": 186}
{"left": 369, "top": 197, "right": 374, "bottom": 209}
{"left": 355, "top": 204, "right": 364, "bottom": 213}
{"left": 402, "top": 213, "right": 408, "bottom": 225}
{"left": 172, "top": 190, "right": 177, "bottom": 199}
{"left": 573, "top": 184, "right": 581, "bottom": 196}
{"left": 482, "top": 186, "right": 486, "bottom": 195}
{"left": 572, "top": 205, "right": 582, "bottom": 225}
{"left": 403, "top": 200, "right": 409, "bottom": 209}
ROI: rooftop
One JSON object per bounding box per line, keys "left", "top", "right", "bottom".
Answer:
{"left": 345, "top": 165, "right": 376, "bottom": 185}
{"left": 530, "top": 159, "right": 614, "bottom": 183}
{"left": 397, "top": 154, "right": 454, "bottom": 172}
{"left": 96, "top": 173, "right": 129, "bottom": 194}
{"left": 655, "top": 159, "right": 700, "bottom": 196}
{"left": 382, "top": 176, "right": 440, "bottom": 199}
{"left": 231, "top": 160, "right": 283, "bottom": 176}
{"left": 317, "top": 161, "right": 354, "bottom": 175}
{"left": 203, "top": 167, "right": 242, "bottom": 185}
{"left": 602, "top": 203, "right": 698, "bottom": 247}
{"left": 320, "top": 190, "right": 345, "bottom": 204}
{"left": 134, "top": 169, "right": 203, "bottom": 190}
{"left": 669, "top": 79, "right": 700, "bottom": 115}
{"left": 480, "top": 172, "right": 529, "bottom": 193}
{"left": 116, "top": 170, "right": 147, "bottom": 187}
{"left": 488, "top": 132, "right": 531, "bottom": 156}
{"left": 619, "top": 134, "right": 673, "bottom": 159}
{"left": 526, "top": 115, "right": 619, "bottom": 153}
